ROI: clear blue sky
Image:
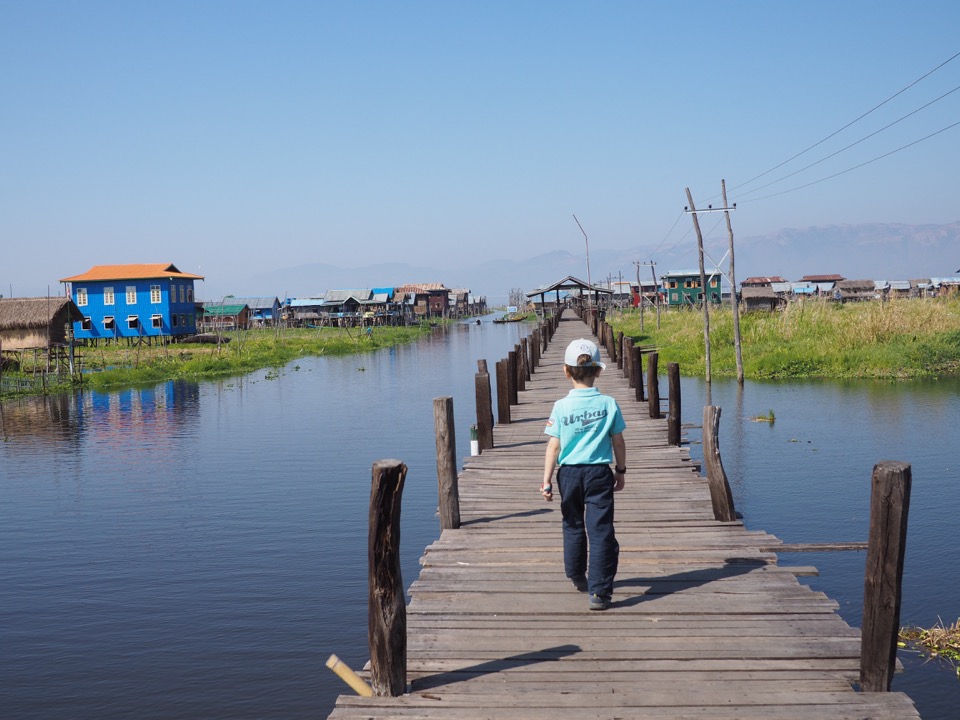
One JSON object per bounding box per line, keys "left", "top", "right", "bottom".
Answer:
{"left": 3, "top": 1, "right": 959, "bottom": 297}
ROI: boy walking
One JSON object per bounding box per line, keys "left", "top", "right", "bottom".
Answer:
{"left": 541, "top": 338, "right": 626, "bottom": 611}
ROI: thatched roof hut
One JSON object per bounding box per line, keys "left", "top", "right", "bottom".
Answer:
{"left": 740, "top": 285, "right": 782, "bottom": 312}
{"left": 0, "top": 297, "right": 83, "bottom": 351}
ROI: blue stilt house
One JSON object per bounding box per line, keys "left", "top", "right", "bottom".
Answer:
{"left": 60, "top": 263, "right": 205, "bottom": 341}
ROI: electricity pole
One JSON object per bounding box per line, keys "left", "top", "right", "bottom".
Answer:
{"left": 722, "top": 179, "right": 744, "bottom": 384}
{"left": 685, "top": 188, "right": 712, "bottom": 383}
{"left": 573, "top": 214, "right": 592, "bottom": 310}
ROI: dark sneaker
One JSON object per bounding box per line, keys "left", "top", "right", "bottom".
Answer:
{"left": 570, "top": 574, "right": 588, "bottom": 592}
{"left": 589, "top": 594, "right": 610, "bottom": 611}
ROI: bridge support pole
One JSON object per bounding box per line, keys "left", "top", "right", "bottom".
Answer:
{"left": 860, "top": 461, "right": 911, "bottom": 692}
{"left": 368, "top": 459, "right": 408, "bottom": 696}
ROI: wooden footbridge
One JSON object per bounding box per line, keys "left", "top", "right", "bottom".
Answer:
{"left": 328, "top": 310, "right": 919, "bottom": 719}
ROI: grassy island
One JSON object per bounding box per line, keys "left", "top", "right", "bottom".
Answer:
{"left": 1, "top": 324, "right": 438, "bottom": 398}
{"left": 609, "top": 296, "right": 960, "bottom": 379}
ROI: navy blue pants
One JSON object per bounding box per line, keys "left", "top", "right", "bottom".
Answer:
{"left": 556, "top": 464, "right": 619, "bottom": 600}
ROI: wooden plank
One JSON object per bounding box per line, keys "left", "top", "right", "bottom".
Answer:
{"left": 327, "top": 309, "right": 919, "bottom": 720}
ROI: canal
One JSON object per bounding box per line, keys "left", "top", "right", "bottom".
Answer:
{"left": 1, "top": 319, "right": 957, "bottom": 719}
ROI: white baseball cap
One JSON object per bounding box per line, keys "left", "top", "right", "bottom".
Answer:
{"left": 564, "top": 338, "right": 605, "bottom": 369}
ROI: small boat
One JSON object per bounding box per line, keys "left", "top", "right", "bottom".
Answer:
{"left": 492, "top": 312, "right": 527, "bottom": 324}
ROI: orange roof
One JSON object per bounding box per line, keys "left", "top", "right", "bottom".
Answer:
{"left": 60, "top": 263, "right": 204, "bottom": 283}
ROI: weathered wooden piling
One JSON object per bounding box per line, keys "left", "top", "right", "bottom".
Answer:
{"left": 433, "top": 397, "right": 460, "bottom": 530}
{"left": 702, "top": 405, "right": 736, "bottom": 522}
{"left": 368, "top": 459, "right": 407, "bottom": 696}
{"left": 474, "top": 368, "right": 494, "bottom": 451}
{"left": 647, "top": 351, "right": 660, "bottom": 418}
{"left": 632, "top": 344, "right": 644, "bottom": 402}
{"left": 667, "top": 362, "right": 681, "bottom": 446}
{"left": 860, "top": 460, "right": 912, "bottom": 692}
{"left": 495, "top": 359, "right": 511, "bottom": 424}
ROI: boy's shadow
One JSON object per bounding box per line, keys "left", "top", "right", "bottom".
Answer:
{"left": 612, "top": 557, "right": 766, "bottom": 608}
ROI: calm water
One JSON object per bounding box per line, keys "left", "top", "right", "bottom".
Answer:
{"left": 1, "top": 323, "right": 958, "bottom": 719}
{"left": 681, "top": 374, "right": 960, "bottom": 720}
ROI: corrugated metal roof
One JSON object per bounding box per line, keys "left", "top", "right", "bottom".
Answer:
{"left": 324, "top": 289, "right": 371, "bottom": 302}
{"left": 61, "top": 263, "right": 204, "bottom": 282}
{"left": 661, "top": 269, "right": 720, "bottom": 278}
{"left": 228, "top": 296, "right": 279, "bottom": 310}
{"left": 770, "top": 282, "right": 792, "bottom": 293}
{"left": 288, "top": 297, "right": 325, "bottom": 307}
{"left": 203, "top": 303, "right": 247, "bottom": 316}
{"left": 887, "top": 280, "right": 911, "bottom": 291}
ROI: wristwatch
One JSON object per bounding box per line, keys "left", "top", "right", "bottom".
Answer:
{"left": 614, "top": 466, "right": 626, "bottom": 474}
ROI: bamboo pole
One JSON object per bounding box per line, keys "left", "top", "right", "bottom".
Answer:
{"left": 326, "top": 654, "right": 374, "bottom": 697}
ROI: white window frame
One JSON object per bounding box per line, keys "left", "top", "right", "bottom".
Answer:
{"left": 151, "top": 314, "right": 163, "bottom": 329}
{"left": 126, "top": 286, "right": 137, "bottom": 304}
{"left": 127, "top": 315, "right": 139, "bottom": 329}
{"left": 179, "top": 285, "right": 185, "bottom": 303}
{"left": 81, "top": 316, "right": 92, "bottom": 330}
{"left": 103, "top": 287, "right": 114, "bottom": 306}
{"left": 187, "top": 286, "right": 193, "bottom": 302}
{"left": 150, "top": 285, "right": 161, "bottom": 304}
{"left": 76, "top": 288, "right": 88, "bottom": 307}
{"left": 103, "top": 316, "right": 115, "bottom": 330}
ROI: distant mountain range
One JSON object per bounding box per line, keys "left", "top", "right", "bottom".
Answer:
{"left": 226, "top": 221, "right": 960, "bottom": 304}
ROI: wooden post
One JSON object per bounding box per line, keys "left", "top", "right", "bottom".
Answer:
{"left": 368, "top": 459, "right": 407, "bottom": 696}
{"left": 507, "top": 350, "right": 518, "bottom": 405}
{"left": 475, "top": 372, "right": 494, "bottom": 451}
{"left": 667, "top": 362, "right": 681, "bottom": 446}
{"left": 632, "top": 345, "right": 644, "bottom": 402}
{"left": 702, "top": 406, "right": 736, "bottom": 522}
{"left": 521, "top": 337, "right": 531, "bottom": 380}
{"left": 433, "top": 397, "right": 460, "bottom": 530}
{"left": 686, "top": 187, "right": 712, "bottom": 383}
{"left": 496, "top": 359, "right": 511, "bottom": 424}
{"left": 477, "top": 359, "right": 488, "bottom": 374}
{"left": 623, "top": 336, "right": 633, "bottom": 383}
{"left": 860, "top": 461, "right": 912, "bottom": 692}
{"left": 616, "top": 331, "right": 624, "bottom": 370}
{"left": 722, "top": 179, "right": 744, "bottom": 384}
{"left": 647, "top": 351, "right": 660, "bottom": 418}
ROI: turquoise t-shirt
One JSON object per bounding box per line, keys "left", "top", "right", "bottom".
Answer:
{"left": 544, "top": 387, "right": 626, "bottom": 465}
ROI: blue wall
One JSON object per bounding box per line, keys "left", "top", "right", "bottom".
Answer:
{"left": 71, "top": 279, "right": 198, "bottom": 339}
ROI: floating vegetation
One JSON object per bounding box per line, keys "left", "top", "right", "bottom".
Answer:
{"left": 750, "top": 409, "right": 776, "bottom": 424}
{"left": 900, "top": 619, "right": 960, "bottom": 679}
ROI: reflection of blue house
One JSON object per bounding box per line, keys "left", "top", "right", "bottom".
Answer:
{"left": 60, "top": 263, "right": 204, "bottom": 341}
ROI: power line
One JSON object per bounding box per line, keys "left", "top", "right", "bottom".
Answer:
{"left": 730, "top": 50, "right": 960, "bottom": 193}
{"left": 647, "top": 210, "right": 685, "bottom": 258}
{"left": 739, "top": 118, "right": 960, "bottom": 203}
{"left": 736, "top": 83, "right": 960, "bottom": 200}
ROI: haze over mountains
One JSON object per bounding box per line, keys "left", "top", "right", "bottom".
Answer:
{"left": 230, "top": 222, "right": 960, "bottom": 304}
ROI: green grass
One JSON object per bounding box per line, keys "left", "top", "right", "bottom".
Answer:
{"left": 1, "top": 325, "right": 438, "bottom": 397}
{"left": 610, "top": 296, "right": 960, "bottom": 379}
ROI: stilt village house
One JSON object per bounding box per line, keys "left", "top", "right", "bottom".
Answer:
{"left": 660, "top": 269, "right": 722, "bottom": 307}
{"left": 60, "top": 263, "right": 204, "bottom": 341}
{"left": 0, "top": 297, "right": 83, "bottom": 356}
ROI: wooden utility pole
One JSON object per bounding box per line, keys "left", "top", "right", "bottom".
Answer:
{"left": 684, "top": 188, "right": 712, "bottom": 383}
{"left": 647, "top": 261, "right": 660, "bottom": 329}
{"left": 633, "top": 261, "right": 644, "bottom": 331}
{"left": 573, "top": 214, "right": 593, "bottom": 310}
{"left": 722, "top": 180, "right": 744, "bottom": 384}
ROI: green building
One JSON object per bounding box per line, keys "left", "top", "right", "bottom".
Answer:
{"left": 661, "top": 270, "right": 722, "bottom": 307}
